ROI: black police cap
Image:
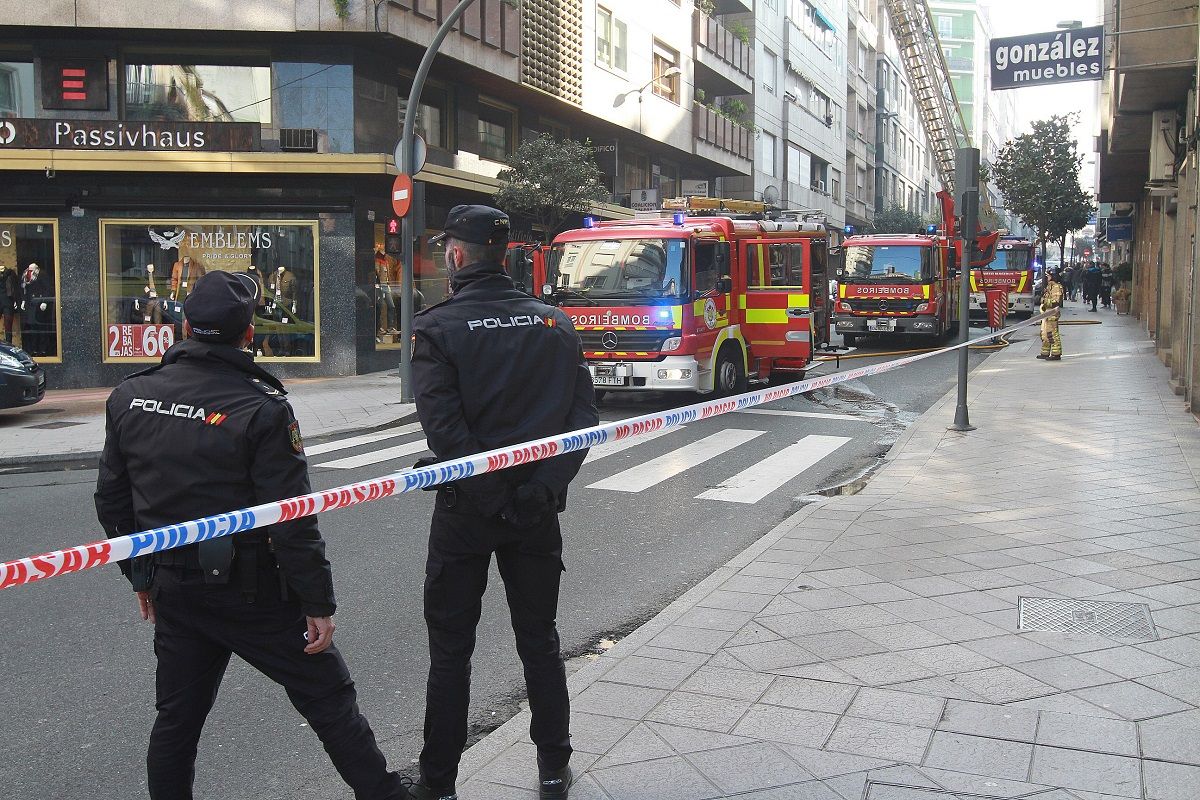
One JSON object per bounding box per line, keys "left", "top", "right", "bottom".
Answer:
{"left": 183, "top": 271, "right": 258, "bottom": 343}
{"left": 430, "top": 204, "right": 510, "bottom": 246}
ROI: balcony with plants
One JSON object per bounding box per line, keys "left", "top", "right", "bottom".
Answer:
{"left": 693, "top": 1, "right": 753, "bottom": 96}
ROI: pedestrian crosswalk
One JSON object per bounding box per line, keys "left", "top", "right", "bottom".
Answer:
{"left": 308, "top": 411, "right": 866, "bottom": 503}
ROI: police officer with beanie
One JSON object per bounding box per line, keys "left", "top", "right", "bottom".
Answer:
{"left": 95, "top": 271, "right": 408, "bottom": 800}
{"left": 408, "top": 205, "right": 598, "bottom": 799}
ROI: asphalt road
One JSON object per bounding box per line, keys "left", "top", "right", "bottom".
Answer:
{"left": 0, "top": 329, "right": 1006, "bottom": 799}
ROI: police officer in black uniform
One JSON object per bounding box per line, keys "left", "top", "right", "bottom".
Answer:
{"left": 95, "top": 271, "right": 408, "bottom": 800}
{"left": 408, "top": 206, "right": 597, "bottom": 800}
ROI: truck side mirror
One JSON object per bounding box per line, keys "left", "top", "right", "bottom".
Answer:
{"left": 716, "top": 276, "right": 732, "bottom": 293}
{"left": 541, "top": 283, "right": 554, "bottom": 300}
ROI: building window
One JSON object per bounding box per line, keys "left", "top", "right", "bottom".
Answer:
{"left": 937, "top": 15, "right": 953, "bottom": 38}
{"left": 831, "top": 169, "right": 842, "bottom": 203}
{"left": 0, "top": 219, "right": 61, "bottom": 361}
{"left": 856, "top": 168, "right": 866, "bottom": 200}
{"left": 124, "top": 63, "right": 272, "bottom": 123}
{"left": 477, "top": 97, "right": 516, "bottom": 162}
{"left": 763, "top": 48, "right": 778, "bottom": 95}
{"left": 652, "top": 42, "right": 680, "bottom": 103}
{"left": 399, "top": 84, "right": 451, "bottom": 150}
{"left": 760, "top": 131, "right": 776, "bottom": 177}
{"left": 100, "top": 220, "right": 319, "bottom": 362}
{"left": 857, "top": 43, "right": 867, "bottom": 74}
{"left": 0, "top": 62, "right": 34, "bottom": 117}
{"left": 597, "top": 6, "right": 628, "bottom": 72}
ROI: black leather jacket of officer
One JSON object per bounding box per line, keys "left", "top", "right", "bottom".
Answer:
{"left": 412, "top": 260, "right": 598, "bottom": 516}
{"left": 95, "top": 338, "right": 336, "bottom": 617}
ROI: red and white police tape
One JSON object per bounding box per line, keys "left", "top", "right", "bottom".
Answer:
{"left": 0, "top": 312, "right": 1051, "bottom": 590}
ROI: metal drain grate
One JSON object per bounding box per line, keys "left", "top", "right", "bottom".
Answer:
{"left": 24, "top": 420, "right": 85, "bottom": 430}
{"left": 1018, "top": 596, "right": 1157, "bottom": 639}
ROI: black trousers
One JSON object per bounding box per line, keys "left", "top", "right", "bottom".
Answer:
{"left": 146, "top": 567, "right": 405, "bottom": 800}
{"left": 419, "top": 490, "right": 571, "bottom": 789}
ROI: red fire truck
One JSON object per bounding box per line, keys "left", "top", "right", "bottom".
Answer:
{"left": 544, "top": 198, "right": 831, "bottom": 396}
{"left": 969, "top": 235, "right": 1036, "bottom": 320}
{"left": 833, "top": 191, "right": 997, "bottom": 345}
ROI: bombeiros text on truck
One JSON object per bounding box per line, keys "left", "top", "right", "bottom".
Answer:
{"left": 538, "top": 197, "right": 833, "bottom": 396}
{"left": 833, "top": 191, "right": 999, "bottom": 345}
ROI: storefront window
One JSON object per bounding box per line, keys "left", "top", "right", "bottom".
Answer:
{"left": 100, "top": 220, "right": 318, "bottom": 362}
{"left": 124, "top": 64, "right": 272, "bottom": 123}
{"left": 0, "top": 219, "right": 61, "bottom": 361}
{"left": 374, "top": 225, "right": 449, "bottom": 351}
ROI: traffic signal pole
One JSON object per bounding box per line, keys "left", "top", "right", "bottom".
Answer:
{"left": 398, "top": 0, "right": 477, "bottom": 402}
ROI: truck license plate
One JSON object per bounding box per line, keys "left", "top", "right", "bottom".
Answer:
{"left": 866, "top": 318, "right": 895, "bottom": 332}
{"left": 593, "top": 375, "right": 626, "bottom": 386}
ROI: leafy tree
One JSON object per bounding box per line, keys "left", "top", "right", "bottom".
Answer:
{"left": 990, "top": 114, "right": 1094, "bottom": 264}
{"left": 871, "top": 205, "right": 931, "bottom": 234}
{"left": 494, "top": 134, "right": 609, "bottom": 241}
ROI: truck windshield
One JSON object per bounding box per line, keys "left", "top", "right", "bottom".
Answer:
{"left": 843, "top": 244, "right": 931, "bottom": 282}
{"left": 984, "top": 249, "right": 1031, "bottom": 270}
{"left": 549, "top": 238, "right": 687, "bottom": 303}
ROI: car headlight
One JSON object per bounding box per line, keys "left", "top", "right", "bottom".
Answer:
{"left": 0, "top": 351, "right": 23, "bottom": 369}
{"left": 915, "top": 303, "right": 929, "bottom": 312}
{"left": 661, "top": 336, "right": 682, "bottom": 352}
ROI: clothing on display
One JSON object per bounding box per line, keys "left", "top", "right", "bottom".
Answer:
{"left": 19, "top": 263, "right": 55, "bottom": 357}
{"left": 0, "top": 263, "right": 22, "bottom": 344}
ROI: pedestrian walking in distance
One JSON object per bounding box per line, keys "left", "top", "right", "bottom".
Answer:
{"left": 95, "top": 271, "right": 408, "bottom": 800}
{"left": 1083, "top": 261, "right": 1102, "bottom": 312}
{"left": 1100, "top": 264, "right": 1114, "bottom": 309}
{"left": 1038, "top": 269, "right": 1065, "bottom": 361}
{"left": 409, "top": 205, "right": 598, "bottom": 800}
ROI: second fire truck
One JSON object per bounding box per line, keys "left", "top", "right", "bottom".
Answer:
{"left": 543, "top": 198, "right": 832, "bottom": 396}
{"left": 833, "top": 191, "right": 998, "bottom": 345}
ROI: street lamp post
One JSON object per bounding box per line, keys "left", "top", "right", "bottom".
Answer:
{"left": 611, "top": 67, "right": 680, "bottom": 203}
{"left": 398, "top": 0, "right": 478, "bottom": 403}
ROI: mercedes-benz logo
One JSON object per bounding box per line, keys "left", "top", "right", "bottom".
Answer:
{"left": 878, "top": 300, "right": 889, "bottom": 311}
{"left": 600, "top": 331, "right": 619, "bottom": 350}
{"left": 0, "top": 122, "right": 15, "bottom": 146}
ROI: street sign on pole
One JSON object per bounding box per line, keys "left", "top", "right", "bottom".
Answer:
{"left": 393, "top": 134, "right": 427, "bottom": 175}
{"left": 392, "top": 174, "right": 413, "bottom": 218}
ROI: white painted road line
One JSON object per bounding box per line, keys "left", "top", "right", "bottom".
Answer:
{"left": 583, "top": 426, "right": 683, "bottom": 464}
{"left": 735, "top": 408, "right": 862, "bottom": 422}
{"left": 697, "top": 434, "right": 852, "bottom": 504}
{"left": 588, "top": 429, "right": 766, "bottom": 493}
{"left": 318, "top": 438, "right": 429, "bottom": 470}
{"left": 306, "top": 422, "right": 424, "bottom": 456}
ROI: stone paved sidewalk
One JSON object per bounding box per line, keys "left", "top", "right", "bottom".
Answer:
{"left": 458, "top": 310, "right": 1200, "bottom": 800}
{"left": 0, "top": 369, "right": 412, "bottom": 466}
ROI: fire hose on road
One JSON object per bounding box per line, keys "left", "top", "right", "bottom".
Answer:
{"left": 0, "top": 312, "right": 1053, "bottom": 591}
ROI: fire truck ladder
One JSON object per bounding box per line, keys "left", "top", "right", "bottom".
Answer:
{"left": 883, "top": 0, "right": 971, "bottom": 195}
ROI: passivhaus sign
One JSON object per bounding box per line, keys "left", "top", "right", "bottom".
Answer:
{"left": 989, "top": 26, "right": 1103, "bottom": 90}
{"left": 0, "top": 119, "right": 259, "bottom": 151}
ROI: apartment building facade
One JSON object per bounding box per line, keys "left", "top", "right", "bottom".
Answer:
{"left": 0, "top": 0, "right": 755, "bottom": 388}
{"left": 843, "top": 0, "right": 878, "bottom": 230}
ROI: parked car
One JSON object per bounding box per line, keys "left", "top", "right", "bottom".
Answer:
{"left": 0, "top": 341, "right": 46, "bottom": 409}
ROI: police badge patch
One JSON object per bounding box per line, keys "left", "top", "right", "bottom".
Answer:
{"left": 288, "top": 420, "right": 304, "bottom": 453}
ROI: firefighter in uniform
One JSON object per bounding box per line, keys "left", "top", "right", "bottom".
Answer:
{"left": 408, "top": 206, "right": 598, "bottom": 800}
{"left": 95, "top": 271, "right": 408, "bottom": 800}
{"left": 1038, "top": 269, "right": 1065, "bottom": 360}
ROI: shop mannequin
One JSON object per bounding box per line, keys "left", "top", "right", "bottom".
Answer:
{"left": 375, "top": 246, "right": 397, "bottom": 337}
{"left": 170, "top": 256, "right": 206, "bottom": 306}
{"left": 137, "top": 264, "right": 163, "bottom": 324}
{"left": 20, "top": 263, "right": 53, "bottom": 356}
{"left": 0, "top": 263, "right": 21, "bottom": 344}
{"left": 267, "top": 265, "right": 298, "bottom": 357}
{"left": 243, "top": 264, "right": 268, "bottom": 357}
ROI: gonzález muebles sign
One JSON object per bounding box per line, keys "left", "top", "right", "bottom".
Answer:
{"left": 989, "top": 26, "right": 1103, "bottom": 90}
{"left": 0, "top": 119, "right": 259, "bottom": 152}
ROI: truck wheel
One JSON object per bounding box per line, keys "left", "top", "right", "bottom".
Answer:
{"left": 842, "top": 333, "right": 858, "bottom": 347}
{"left": 714, "top": 344, "right": 747, "bottom": 396}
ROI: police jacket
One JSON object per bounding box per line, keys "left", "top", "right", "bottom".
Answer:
{"left": 94, "top": 338, "right": 336, "bottom": 617}
{"left": 411, "top": 259, "right": 598, "bottom": 516}
{"left": 1083, "top": 267, "right": 1102, "bottom": 294}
